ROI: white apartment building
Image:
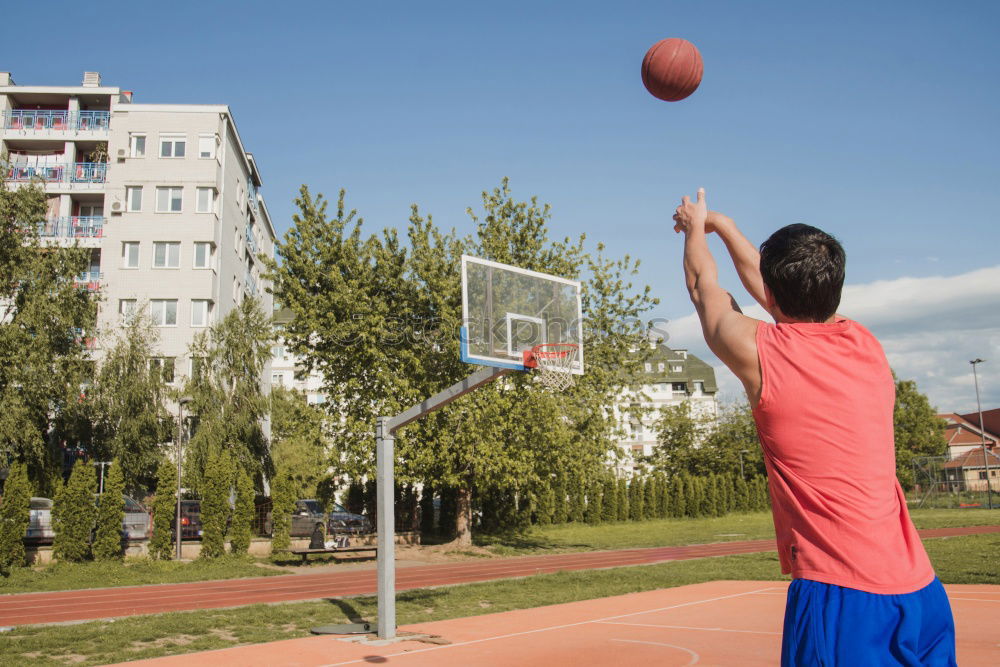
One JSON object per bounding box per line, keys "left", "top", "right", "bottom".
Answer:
{"left": 1, "top": 71, "right": 275, "bottom": 392}
{"left": 271, "top": 307, "right": 327, "bottom": 405}
{"left": 612, "top": 343, "right": 719, "bottom": 474}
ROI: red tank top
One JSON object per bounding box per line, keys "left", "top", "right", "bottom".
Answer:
{"left": 753, "top": 318, "right": 934, "bottom": 594}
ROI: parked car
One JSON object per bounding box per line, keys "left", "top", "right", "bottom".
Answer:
{"left": 25, "top": 497, "right": 54, "bottom": 544}
{"left": 94, "top": 494, "right": 153, "bottom": 541}
{"left": 171, "top": 499, "right": 203, "bottom": 540}
{"left": 291, "top": 499, "right": 328, "bottom": 537}
{"left": 328, "top": 502, "right": 373, "bottom": 535}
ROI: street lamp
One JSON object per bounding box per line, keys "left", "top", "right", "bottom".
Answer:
{"left": 738, "top": 449, "right": 750, "bottom": 480}
{"left": 970, "top": 360, "right": 992, "bottom": 510}
{"left": 175, "top": 396, "right": 193, "bottom": 560}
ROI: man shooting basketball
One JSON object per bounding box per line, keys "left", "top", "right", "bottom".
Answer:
{"left": 672, "top": 188, "right": 956, "bottom": 666}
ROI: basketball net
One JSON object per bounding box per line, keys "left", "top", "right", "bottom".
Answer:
{"left": 528, "top": 343, "right": 578, "bottom": 391}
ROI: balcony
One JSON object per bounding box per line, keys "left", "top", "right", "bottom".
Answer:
{"left": 245, "top": 224, "right": 260, "bottom": 255}
{"left": 38, "top": 216, "right": 105, "bottom": 239}
{"left": 245, "top": 271, "right": 258, "bottom": 296}
{"left": 74, "top": 271, "right": 103, "bottom": 292}
{"left": 2, "top": 110, "right": 110, "bottom": 133}
{"left": 247, "top": 181, "right": 259, "bottom": 214}
{"left": 71, "top": 327, "right": 97, "bottom": 349}
{"left": 5, "top": 162, "right": 107, "bottom": 186}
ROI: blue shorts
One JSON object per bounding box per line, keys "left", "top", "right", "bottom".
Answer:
{"left": 782, "top": 577, "right": 956, "bottom": 666}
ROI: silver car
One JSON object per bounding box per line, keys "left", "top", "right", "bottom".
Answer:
{"left": 122, "top": 495, "right": 152, "bottom": 541}
{"left": 25, "top": 496, "right": 54, "bottom": 543}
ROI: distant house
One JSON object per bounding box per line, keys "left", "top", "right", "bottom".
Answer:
{"left": 937, "top": 411, "right": 999, "bottom": 493}
{"left": 611, "top": 343, "right": 719, "bottom": 474}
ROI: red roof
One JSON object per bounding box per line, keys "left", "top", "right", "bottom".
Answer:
{"left": 938, "top": 413, "right": 999, "bottom": 447}
{"left": 960, "top": 408, "right": 1000, "bottom": 440}
{"left": 941, "top": 448, "right": 1000, "bottom": 470}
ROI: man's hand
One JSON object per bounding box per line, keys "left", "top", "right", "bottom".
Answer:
{"left": 672, "top": 188, "right": 708, "bottom": 234}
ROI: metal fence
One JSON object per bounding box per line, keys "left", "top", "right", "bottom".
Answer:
{"left": 908, "top": 455, "right": 998, "bottom": 509}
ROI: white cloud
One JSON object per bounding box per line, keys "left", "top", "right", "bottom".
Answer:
{"left": 662, "top": 266, "right": 1000, "bottom": 413}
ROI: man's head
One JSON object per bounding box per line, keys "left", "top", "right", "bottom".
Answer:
{"left": 759, "top": 224, "right": 845, "bottom": 323}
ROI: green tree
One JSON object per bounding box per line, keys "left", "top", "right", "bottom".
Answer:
{"left": 551, "top": 476, "right": 568, "bottom": 524}
{"left": 893, "top": 374, "right": 947, "bottom": 490}
{"left": 184, "top": 299, "right": 272, "bottom": 494}
{"left": 669, "top": 475, "right": 685, "bottom": 518}
{"left": 535, "top": 480, "right": 554, "bottom": 526}
{"left": 628, "top": 475, "right": 644, "bottom": 521}
{"left": 52, "top": 460, "right": 96, "bottom": 562}
{"left": 199, "top": 450, "right": 234, "bottom": 559}
{"left": 270, "top": 386, "right": 329, "bottom": 499}
{"left": 643, "top": 475, "right": 657, "bottom": 520}
{"left": 735, "top": 475, "right": 750, "bottom": 512}
{"left": 685, "top": 474, "right": 701, "bottom": 517}
{"left": 616, "top": 476, "right": 628, "bottom": 521}
{"left": 86, "top": 317, "right": 172, "bottom": 493}
{"left": 267, "top": 181, "right": 657, "bottom": 547}
{"left": 601, "top": 476, "right": 617, "bottom": 522}
{"left": 0, "top": 174, "right": 97, "bottom": 493}
{"left": 647, "top": 402, "right": 704, "bottom": 476}
{"left": 269, "top": 470, "right": 296, "bottom": 553}
{"left": 229, "top": 465, "right": 254, "bottom": 555}
{"left": 585, "top": 477, "right": 603, "bottom": 524}
{"left": 92, "top": 460, "right": 125, "bottom": 561}
{"left": 149, "top": 458, "right": 177, "bottom": 559}
{"left": 0, "top": 462, "right": 31, "bottom": 574}
{"left": 419, "top": 484, "right": 435, "bottom": 535}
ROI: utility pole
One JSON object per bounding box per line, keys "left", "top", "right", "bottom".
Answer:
{"left": 970, "top": 359, "right": 992, "bottom": 510}
{"left": 92, "top": 461, "right": 112, "bottom": 494}
{"left": 176, "top": 397, "right": 193, "bottom": 560}
{"left": 738, "top": 450, "right": 749, "bottom": 480}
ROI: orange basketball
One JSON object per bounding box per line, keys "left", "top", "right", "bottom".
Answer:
{"left": 641, "top": 38, "right": 704, "bottom": 102}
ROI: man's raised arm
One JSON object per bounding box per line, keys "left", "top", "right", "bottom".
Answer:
{"left": 707, "top": 212, "right": 768, "bottom": 310}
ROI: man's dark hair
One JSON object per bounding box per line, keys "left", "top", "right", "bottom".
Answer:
{"left": 759, "top": 224, "right": 845, "bottom": 322}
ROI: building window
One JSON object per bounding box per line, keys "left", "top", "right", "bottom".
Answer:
{"left": 126, "top": 186, "right": 142, "bottom": 212}
{"left": 129, "top": 134, "right": 146, "bottom": 158}
{"left": 191, "top": 299, "right": 212, "bottom": 327}
{"left": 657, "top": 362, "right": 665, "bottom": 372}
{"left": 155, "top": 187, "right": 183, "bottom": 213}
{"left": 119, "top": 299, "right": 137, "bottom": 324}
{"left": 152, "top": 242, "right": 180, "bottom": 268}
{"left": 196, "top": 187, "right": 216, "bottom": 214}
{"left": 122, "top": 242, "right": 140, "bottom": 268}
{"left": 671, "top": 364, "right": 683, "bottom": 372}
{"left": 149, "top": 357, "right": 175, "bottom": 383}
{"left": 159, "top": 135, "right": 186, "bottom": 158}
{"left": 150, "top": 299, "right": 178, "bottom": 326}
{"left": 198, "top": 135, "right": 216, "bottom": 159}
{"left": 193, "top": 242, "right": 213, "bottom": 269}
{"left": 644, "top": 362, "right": 652, "bottom": 372}
{"left": 694, "top": 381, "right": 705, "bottom": 393}
{"left": 272, "top": 373, "right": 284, "bottom": 387}
{"left": 672, "top": 382, "right": 687, "bottom": 393}
{"left": 190, "top": 357, "right": 205, "bottom": 382}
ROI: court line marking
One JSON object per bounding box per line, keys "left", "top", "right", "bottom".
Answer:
{"left": 610, "top": 638, "right": 700, "bottom": 664}
{"left": 319, "top": 587, "right": 777, "bottom": 666}
{"left": 598, "top": 620, "right": 782, "bottom": 636}
{"left": 949, "top": 597, "right": 1000, "bottom": 603}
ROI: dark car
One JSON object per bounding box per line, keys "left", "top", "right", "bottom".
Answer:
{"left": 328, "top": 502, "right": 372, "bottom": 535}
{"left": 171, "top": 499, "right": 203, "bottom": 540}
{"left": 256, "top": 499, "right": 371, "bottom": 537}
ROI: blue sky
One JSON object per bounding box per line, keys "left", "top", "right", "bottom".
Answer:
{"left": 4, "top": 0, "right": 998, "bottom": 410}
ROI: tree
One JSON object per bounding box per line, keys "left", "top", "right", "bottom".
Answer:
{"left": 52, "top": 460, "right": 96, "bottom": 562}
{"left": 643, "top": 475, "right": 657, "bottom": 520}
{"left": 551, "top": 476, "right": 568, "bottom": 524}
{"left": 419, "top": 484, "right": 435, "bottom": 535}
{"left": 647, "top": 402, "right": 704, "bottom": 476}
{"left": 0, "top": 173, "right": 98, "bottom": 493}
{"left": 0, "top": 462, "right": 31, "bottom": 574}
{"left": 149, "top": 458, "right": 177, "bottom": 559}
{"left": 184, "top": 298, "right": 272, "bottom": 494}
{"left": 535, "top": 480, "right": 555, "bottom": 526}
{"left": 229, "top": 466, "right": 254, "bottom": 556}
{"left": 270, "top": 386, "right": 329, "bottom": 500}
{"left": 585, "top": 477, "right": 603, "bottom": 524}
{"left": 700, "top": 401, "right": 764, "bottom": 478}
{"left": 601, "top": 476, "right": 617, "bottom": 522}
{"left": 893, "top": 374, "right": 947, "bottom": 490}
{"left": 628, "top": 475, "right": 644, "bottom": 521}
{"left": 85, "top": 317, "right": 172, "bottom": 492}
{"left": 199, "top": 449, "right": 234, "bottom": 559}
{"left": 269, "top": 470, "right": 296, "bottom": 553}
{"left": 266, "top": 180, "right": 658, "bottom": 546}
{"left": 616, "top": 476, "right": 628, "bottom": 521}
{"left": 93, "top": 459, "right": 125, "bottom": 561}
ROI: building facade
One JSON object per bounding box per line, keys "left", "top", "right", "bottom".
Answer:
{"left": 612, "top": 343, "right": 719, "bottom": 474}
{"left": 1, "top": 71, "right": 275, "bottom": 395}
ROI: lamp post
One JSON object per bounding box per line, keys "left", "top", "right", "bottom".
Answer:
{"left": 738, "top": 450, "right": 750, "bottom": 480}
{"left": 970, "top": 360, "right": 992, "bottom": 510}
{"left": 175, "top": 396, "right": 193, "bottom": 560}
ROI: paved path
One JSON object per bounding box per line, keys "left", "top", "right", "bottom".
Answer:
{"left": 2, "top": 525, "right": 997, "bottom": 627}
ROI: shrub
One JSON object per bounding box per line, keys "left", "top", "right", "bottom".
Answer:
{"left": 601, "top": 476, "right": 617, "bottom": 523}
{"left": 628, "top": 475, "right": 643, "bottom": 521}
{"left": 0, "top": 462, "right": 31, "bottom": 574}
{"left": 53, "top": 460, "right": 97, "bottom": 562}
{"left": 229, "top": 466, "right": 255, "bottom": 555}
{"left": 669, "top": 475, "right": 685, "bottom": 518}
{"left": 149, "top": 459, "right": 177, "bottom": 559}
{"left": 616, "top": 477, "right": 628, "bottom": 521}
{"left": 200, "top": 449, "right": 234, "bottom": 559}
{"left": 270, "top": 471, "right": 296, "bottom": 553}
{"left": 585, "top": 478, "right": 603, "bottom": 524}
{"left": 643, "top": 475, "right": 657, "bottom": 520}
{"left": 569, "top": 476, "right": 585, "bottom": 524}
{"left": 551, "top": 477, "right": 568, "bottom": 524}
{"left": 535, "top": 480, "right": 555, "bottom": 526}
{"left": 93, "top": 460, "right": 126, "bottom": 561}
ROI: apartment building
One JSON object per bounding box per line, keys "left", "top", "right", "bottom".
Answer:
{"left": 0, "top": 71, "right": 275, "bottom": 392}
{"left": 271, "top": 306, "right": 328, "bottom": 405}
{"left": 612, "top": 343, "right": 719, "bottom": 474}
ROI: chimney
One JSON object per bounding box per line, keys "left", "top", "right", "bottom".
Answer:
{"left": 82, "top": 71, "right": 101, "bottom": 87}
{"left": 0, "top": 72, "right": 13, "bottom": 87}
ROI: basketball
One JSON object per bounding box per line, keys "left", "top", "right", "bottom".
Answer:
{"left": 641, "top": 38, "right": 703, "bottom": 102}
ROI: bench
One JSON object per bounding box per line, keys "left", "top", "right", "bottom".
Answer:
{"left": 290, "top": 545, "right": 378, "bottom": 565}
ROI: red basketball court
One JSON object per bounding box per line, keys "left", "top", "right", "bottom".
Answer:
{"left": 119, "top": 580, "right": 1000, "bottom": 666}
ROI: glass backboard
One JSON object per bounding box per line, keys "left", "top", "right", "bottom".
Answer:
{"left": 460, "top": 255, "right": 584, "bottom": 374}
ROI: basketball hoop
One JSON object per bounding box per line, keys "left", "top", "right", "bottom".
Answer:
{"left": 524, "top": 343, "right": 579, "bottom": 391}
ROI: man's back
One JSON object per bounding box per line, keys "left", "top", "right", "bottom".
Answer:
{"left": 754, "top": 318, "right": 934, "bottom": 594}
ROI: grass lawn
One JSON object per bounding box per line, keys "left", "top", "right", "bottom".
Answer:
{"left": 1, "top": 532, "right": 995, "bottom": 667}
{"left": 0, "top": 555, "right": 286, "bottom": 596}
{"left": 477, "top": 508, "right": 1000, "bottom": 555}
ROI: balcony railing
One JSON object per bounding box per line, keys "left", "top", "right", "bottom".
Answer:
{"left": 2, "top": 110, "right": 110, "bottom": 132}
{"left": 247, "top": 181, "right": 259, "bottom": 214}
{"left": 5, "top": 162, "right": 107, "bottom": 185}
{"left": 38, "top": 216, "right": 105, "bottom": 239}
{"left": 71, "top": 327, "right": 97, "bottom": 349}
{"left": 245, "top": 224, "right": 260, "bottom": 255}
{"left": 245, "top": 271, "right": 258, "bottom": 296}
